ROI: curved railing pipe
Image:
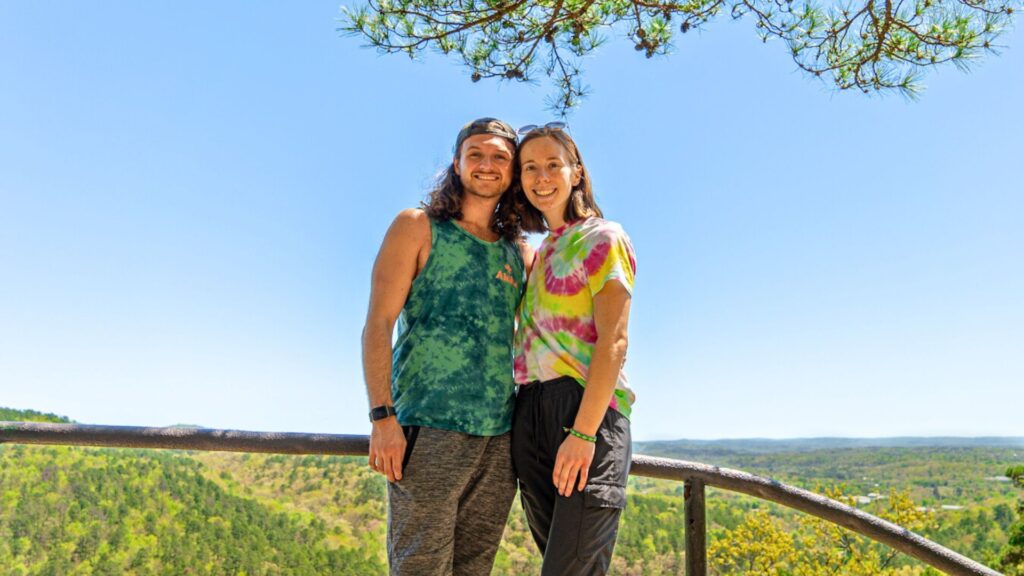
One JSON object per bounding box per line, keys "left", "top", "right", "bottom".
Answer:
{"left": 0, "top": 421, "right": 1003, "bottom": 576}
{"left": 630, "top": 455, "right": 1001, "bottom": 576}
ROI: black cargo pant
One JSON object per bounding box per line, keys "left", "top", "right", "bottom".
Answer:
{"left": 511, "top": 377, "right": 632, "bottom": 576}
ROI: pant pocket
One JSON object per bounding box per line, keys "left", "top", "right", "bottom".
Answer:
{"left": 588, "top": 409, "right": 632, "bottom": 487}
{"left": 582, "top": 483, "right": 626, "bottom": 509}
{"left": 402, "top": 425, "right": 421, "bottom": 471}
{"left": 576, "top": 483, "right": 626, "bottom": 562}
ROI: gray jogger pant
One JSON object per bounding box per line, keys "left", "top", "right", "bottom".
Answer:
{"left": 511, "top": 377, "right": 632, "bottom": 576}
{"left": 387, "top": 426, "right": 516, "bottom": 576}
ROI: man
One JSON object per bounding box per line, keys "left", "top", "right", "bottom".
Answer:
{"left": 362, "top": 118, "right": 530, "bottom": 575}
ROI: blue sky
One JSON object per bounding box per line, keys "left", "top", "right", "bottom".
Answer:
{"left": 1, "top": 1, "right": 1021, "bottom": 440}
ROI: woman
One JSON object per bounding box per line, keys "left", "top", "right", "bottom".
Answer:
{"left": 511, "top": 124, "right": 637, "bottom": 576}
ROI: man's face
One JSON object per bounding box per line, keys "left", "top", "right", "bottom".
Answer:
{"left": 453, "top": 134, "right": 515, "bottom": 200}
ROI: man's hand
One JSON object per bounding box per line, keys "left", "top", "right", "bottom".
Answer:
{"left": 553, "top": 434, "right": 596, "bottom": 497}
{"left": 369, "top": 418, "right": 406, "bottom": 483}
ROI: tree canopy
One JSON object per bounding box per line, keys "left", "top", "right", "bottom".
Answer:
{"left": 341, "top": 0, "right": 1020, "bottom": 112}
{"left": 1000, "top": 465, "right": 1024, "bottom": 574}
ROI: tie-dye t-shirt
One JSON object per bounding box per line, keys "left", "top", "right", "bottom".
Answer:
{"left": 514, "top": 217, "right": 637, "bottom": 418}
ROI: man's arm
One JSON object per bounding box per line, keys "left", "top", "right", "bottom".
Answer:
{"left": 363, "top": 208, "right": 430, "bottom": 483}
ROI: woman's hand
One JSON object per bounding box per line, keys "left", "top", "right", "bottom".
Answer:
{"left": 553, "top": 434, "right": 596, "bottom": 497}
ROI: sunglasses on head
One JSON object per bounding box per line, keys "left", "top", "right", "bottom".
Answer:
{"left": 517, "top": 121, "right": 568, "bottom": 137}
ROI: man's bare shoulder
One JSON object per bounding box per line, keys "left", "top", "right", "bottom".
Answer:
{"left": 387, "top": 208, "right": 431, "bottom": 245}
{"left": 393, "top": 207, "right": 429, "bottom": 226}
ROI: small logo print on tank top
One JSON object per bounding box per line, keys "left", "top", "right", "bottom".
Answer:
{"left": 495, "top": 264, "right": 519, "bottom": 289}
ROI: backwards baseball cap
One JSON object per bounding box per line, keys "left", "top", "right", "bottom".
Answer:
{"left": 454, "top": 117, "right": 517, "bottom": 154}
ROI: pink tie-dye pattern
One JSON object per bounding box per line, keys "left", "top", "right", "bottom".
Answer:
{"left": 542, "top": 241, "right": 587, "bottom": 296}
{"left": 582, "top": 239, "right": 610, "bottom": 280}
{"left": 513, "top": 354, "right": 527, "bottom": 380}
{"left": 543, "top": 266, "right": 585, "bottom": 296}
{"left": 536, "top": 315, "right": 597, "bottom": 343}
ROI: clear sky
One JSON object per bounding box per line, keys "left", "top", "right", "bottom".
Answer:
{"left": 1, "top": 1, "right": 1021, "bottom": 441}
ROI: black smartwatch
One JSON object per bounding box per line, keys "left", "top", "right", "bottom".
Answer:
{"left": 368, "top": 405, "right": 397, "bottom": 422}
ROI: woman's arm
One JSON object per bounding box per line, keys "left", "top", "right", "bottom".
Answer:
{"left": 552, "top": 280, "right": 631, "bottom": 497}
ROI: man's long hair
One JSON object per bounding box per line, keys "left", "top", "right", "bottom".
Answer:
{"left": 421, "top": 163, "right": 523, "bottom": 242}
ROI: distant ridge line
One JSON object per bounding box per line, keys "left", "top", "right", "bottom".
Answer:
{"left": 636, "top": 436, "right": 1024, "bottom": 454}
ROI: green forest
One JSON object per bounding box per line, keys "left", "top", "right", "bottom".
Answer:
{"left": 2, "top": 407, "right": 1022, "bottom": 575}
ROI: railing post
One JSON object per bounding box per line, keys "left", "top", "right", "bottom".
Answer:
{"left": 684, "top": 478, "right": 707, "bottom": 576}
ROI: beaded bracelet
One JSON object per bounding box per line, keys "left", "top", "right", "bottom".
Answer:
{"left": 562, "top": 427, "right": 597, "bottom": 443}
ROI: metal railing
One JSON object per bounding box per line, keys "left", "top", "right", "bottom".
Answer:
{"left": 0, "top": 421, "right": 1003, "bottom": 576}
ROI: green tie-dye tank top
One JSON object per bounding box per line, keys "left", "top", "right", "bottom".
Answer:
{"left": 392, "top": 217, "right": 525, "bottom": 436}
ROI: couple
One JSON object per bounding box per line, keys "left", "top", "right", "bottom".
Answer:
{"left": 362, "top": 117, "right": 636, "bottom": 576}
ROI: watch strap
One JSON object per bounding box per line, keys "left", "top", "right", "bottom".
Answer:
{"left": 369, "top": 405, "right": 397, "bottom": 422}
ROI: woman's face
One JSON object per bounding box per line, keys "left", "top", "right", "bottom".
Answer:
{"left": 518, "top": 135, "right": 582, "bottom": 230}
